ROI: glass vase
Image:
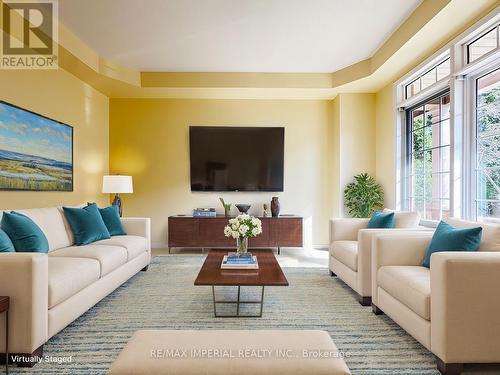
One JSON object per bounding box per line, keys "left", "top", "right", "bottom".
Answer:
{"left": 236, "top": 237, "right": 248, "bottom": 256}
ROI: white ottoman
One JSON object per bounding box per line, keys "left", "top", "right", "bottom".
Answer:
{"left": 108, "top": 330, "right": 351, "bottom": 375}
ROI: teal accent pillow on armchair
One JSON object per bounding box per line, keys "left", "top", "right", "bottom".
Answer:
{"left": 98, "top": 205, "right": 126, "bottom": 236}
{"left": 367, "top": 211, "right": 395, "bottom": 229}
{"left": 422, "top": 221, "right": 482, "bottom": 268}
{"left": 63, "top": 203, "right": 111, "bottom": 245}
{"left": 0, "top": 228, "right": 14, "bottom": 252}
{"left": 1, "top": 212, "right": 49, "bottom": 253}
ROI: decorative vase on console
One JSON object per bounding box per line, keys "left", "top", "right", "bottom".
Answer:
{"left": 224, "top": 214, "right": 262, "bottom": 256}
{"left": 271, "top": 197, "right": 280, "bottom": 217}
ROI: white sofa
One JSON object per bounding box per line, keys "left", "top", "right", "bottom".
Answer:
{"left": 0, "top": 206, "right": 151, "bottom": 366}
{"left": 329, "top": 210, "right": 423, "bottom": 305}
{"left": 371, "top": 218, "right": 500, "bottom": 375}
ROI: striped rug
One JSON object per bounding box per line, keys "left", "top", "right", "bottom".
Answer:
{"left": 12, "top": 255, "right": 438, "bottom": 374}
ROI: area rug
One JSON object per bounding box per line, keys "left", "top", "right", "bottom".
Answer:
{"left": 13, "top": 255, "right": 438, "bottom": 374}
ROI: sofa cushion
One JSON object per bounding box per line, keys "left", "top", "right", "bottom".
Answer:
{"left": 0, "top": 229, "right": 14, "bottom": 252}
{"left": 48, "top": 257, "right": 100, "bottom": 309}
{"left": 16, "top": 207, "right": 74, "bottom": 251}
{"left": 378, "top": 266, "right": 431, "bottom": 320}
{"left": 49, "top": 245, "right": 127, "bottom": 277}
{"left": 383, "top": 209, "right": 421, "bottom": 228}
{"left": 63, "top": 204, "right": 111, "bottom": 245}
{"left": 94, "top": 235, "right": 147, "bottom": 261}
{"left": 330, "top": 241, "right": 358, "bottom": 271}
{"left": 1, "top": 211, "right": 49, "bottom": 253}
{"left": 98, "top": 205, "right": 127, "bottom": 236}
{"left": 446, "top": 218, "right": 500, "bottom": 251}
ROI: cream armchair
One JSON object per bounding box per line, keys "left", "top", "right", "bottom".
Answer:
{"left": 329, "top": 210, "right": 423, "bottom": 306}
{"left": 371, "top": 219, "right": 500, "bottom": 375}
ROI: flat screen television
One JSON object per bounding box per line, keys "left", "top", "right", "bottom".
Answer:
{"left": 189, "top": 126, "right": 284, "bottom": 192}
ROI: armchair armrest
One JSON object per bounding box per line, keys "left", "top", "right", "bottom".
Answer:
{"left": 329, "top": 218, "right": 369, "bottom": 242}
{"left": 356, "top": 227, "right": 432, "bottom": 296}
{"left": 371, "top": 232, "right": 433, "bottom": 304}
{"left": 0, "top": 253, "right": 48, "bottom": 353}
{"left": 431, "top": 252, "right": 500, "bottom": 363}
{"left": 121, "top": 217, "right": 151, "bottom": 251}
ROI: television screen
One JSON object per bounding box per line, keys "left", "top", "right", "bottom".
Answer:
{"left": 189, "top": 126, "right": 284, "bottom": 192}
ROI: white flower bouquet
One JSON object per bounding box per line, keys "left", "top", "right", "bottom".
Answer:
{"left": 224, "top": 214, "right": 262, "bottom": 254}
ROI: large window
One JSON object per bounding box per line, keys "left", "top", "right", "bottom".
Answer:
{"left": 407, "top": 92, "right": 451, "bottom": 221}
{"left": 475, "top": 68, "right": 500, "bottom": 220}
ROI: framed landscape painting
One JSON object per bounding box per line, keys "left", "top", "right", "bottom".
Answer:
{"left": 0, "top": 101, "right": 73, "bottom": 191}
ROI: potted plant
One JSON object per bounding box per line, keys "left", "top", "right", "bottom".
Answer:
{"left": 224, "top": 214, "right": 262, "bottom": 255}
{"left": 344, "top": 173, "right": 384, "bottom": 218}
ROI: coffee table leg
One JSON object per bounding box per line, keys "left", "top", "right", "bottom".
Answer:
{"left": 259, "top": 287, "right": 265, "bottom": 317}
{"left": 5, "top": 310, "right": 8, "bottom": 375}
{"left": 212, "top": 286, "right": 217, "bottom": 317}
{"left": 236, "top": 286, "right": 241, "bottom": 316}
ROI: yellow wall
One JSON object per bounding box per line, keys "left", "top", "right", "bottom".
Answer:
{"left": 110, "top": 99, "right": 335, "bottom": 247}
{"left": 0, "top": 69, "right": 109, "bottom": 209}
{"left": 336, "top": 93, "right": 377, "bottom": 215}
{"left": 375, "top": 84, "right": 396, "bottom": 208}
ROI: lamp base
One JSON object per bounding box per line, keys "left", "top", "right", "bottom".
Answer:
{"left": 112, "top": 194, "right": 123, "bottom": 217}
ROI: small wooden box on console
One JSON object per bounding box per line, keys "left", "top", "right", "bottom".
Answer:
{"left": 168, "top": 215, "right": 303, "bottom": 254}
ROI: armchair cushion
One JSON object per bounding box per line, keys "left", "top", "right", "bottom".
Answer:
{"left": 422, "top": 221, "right": 482, "bottom": 268}
{"left": 330, "top": 241, "right": 358, "bottom": 271}
{"left": 367, "top": 211, "right": 395, "bottom": 228}
{"left": 383, "top": 209, "right": 421, "bottom": 228}
{"left": 378, "top": 266, "right": 430, "bottom": 320}
{"left": 446, "top": 218, "right": 500, "bottom": 251}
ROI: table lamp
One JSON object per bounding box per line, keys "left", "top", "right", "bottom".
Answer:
{"left": 102, "top": 175, "right": 133, "bottom": 217}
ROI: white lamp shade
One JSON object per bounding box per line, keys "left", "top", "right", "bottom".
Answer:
{"left": 102, "top": 175, "right": 133, "bottom": 194}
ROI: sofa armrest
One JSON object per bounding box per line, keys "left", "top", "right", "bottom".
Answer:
{"left": 371, "top": 232, "right": 433, "bottom": 304}
{"left": 329, "top": 218, "right": 369, "bottom": 242}
{"left": 121, "top": 217, "right": 151, "bottom": 251}
{"left": 431, "top": 252, "right": 500, "bottom": 363}
{"left": 0, "top": 253, "right": 48, "bottom": 353}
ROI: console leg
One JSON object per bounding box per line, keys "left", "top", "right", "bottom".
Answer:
{"left": 372, "top": 303, "right": 384, "bottom": 315}
{"left": 436, "top": 357, "right": 463, "bottom": 375}
{"left": 358, "top": 295, "right": 372, "bottom": 306}
{"left": 277, "top": 247, "right": 281, "bottom": 255}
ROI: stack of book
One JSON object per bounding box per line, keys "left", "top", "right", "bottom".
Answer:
{"left": 193, "top": 208, "right": 216, "bottom": 217}
{"left": 221, "top": 254, "right": 259, "bottom": 269}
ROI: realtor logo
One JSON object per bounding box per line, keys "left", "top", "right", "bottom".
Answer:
{"left": 1, "top": 0, "right": 58, "bottom": 69}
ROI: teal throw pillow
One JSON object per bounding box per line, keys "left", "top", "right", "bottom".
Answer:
{"left": 0, "top": 228, "right": 15, "bottom": 252}
{"left": 367, "top": 211, "right": 395, "bottom": 229}
{"left": 63, "top": 203, "right": 111, "bottom": 245}
{"left": 422, "top": 221, "right": 482, "bottom": 268}
{"left": 96, "top": 204, "right": 126, "bottom": 236}
{"left": 1, "top": 212, "right": 49, "bottom": 253}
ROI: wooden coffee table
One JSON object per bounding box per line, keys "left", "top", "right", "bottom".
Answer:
{"left": 194, "top": 250, "right": 288, "bottom": 318}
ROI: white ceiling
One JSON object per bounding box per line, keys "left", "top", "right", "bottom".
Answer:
{"left": 59, "top": 0, "right": 422, "bottom": 73}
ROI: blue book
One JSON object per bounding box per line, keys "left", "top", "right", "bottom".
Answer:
{"left": 226, "top": 258, "right": 256, "bottom": 264}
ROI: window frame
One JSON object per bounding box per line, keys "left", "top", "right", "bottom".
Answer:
{"left": 394, "top": 8, "right": 500, "bottom": 225}
{"left": 465, "top": 66, "right": 500, "bottom": 222}
{"left": 404, "top": 90, "right": 452, "bottom": 224}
